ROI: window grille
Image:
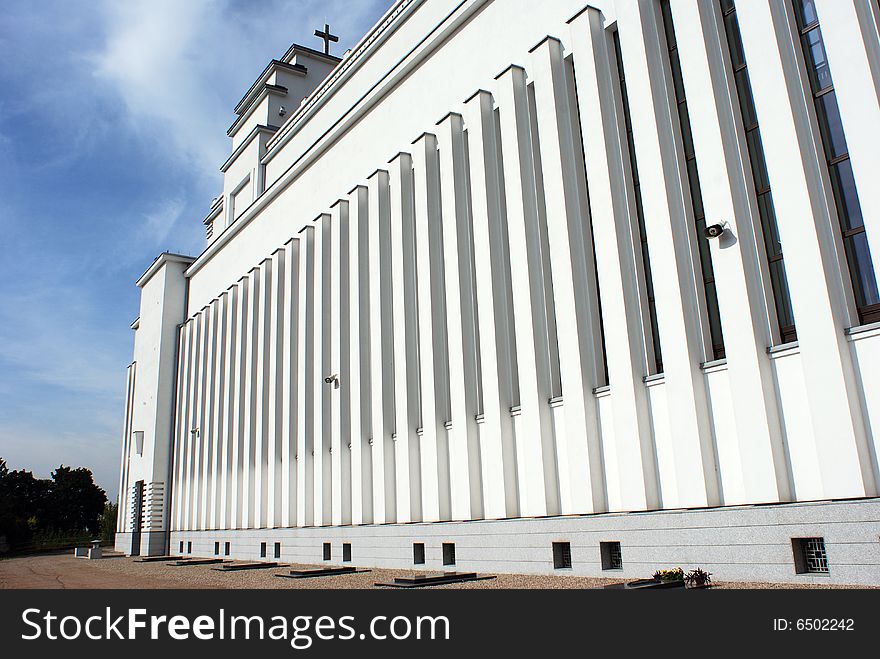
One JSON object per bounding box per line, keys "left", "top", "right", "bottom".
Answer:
{"left": 553, "top": 542, "right": 572, "bottom": 569}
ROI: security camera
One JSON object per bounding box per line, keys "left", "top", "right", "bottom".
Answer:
{"left": 704, "top": 221, "right": 728, "bottom": 239}
{"left": 324, "top": 374, "right": 338, "bottom": 384}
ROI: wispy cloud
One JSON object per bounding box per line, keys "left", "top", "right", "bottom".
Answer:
{"left": 0, "top": 281, "right": 124, "bottom": 396}
{"left": 91, "top": 0, "right": 230, "bottom": 174}
{"left": 0, "top": 0, "right": 391, "bottom": 499}
{"left": 140, "top": 197, "right": 188, "bottom": 247}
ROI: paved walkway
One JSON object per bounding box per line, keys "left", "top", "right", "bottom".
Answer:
{"left": 1, "top": 552, "right": 871, "bottom": 589}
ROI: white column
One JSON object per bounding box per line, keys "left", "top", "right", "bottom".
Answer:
{"left": 567, "top": 7, "right": 661, "bottom": 511}
{"left": 462, "top": 90, "right": 518, "bottom": 519}
{"left": 331, "top": 200, "right": 353, "bottom": 526}
{"left": 616, "top": 2, "right": 721, "bottom": 507}
{"left": 816, "top": 0, "right": 880, "bottom": 269}
{"left": 314, "top": 214, "right": 333, "bottom": 526}
{"left": 209, "top": 295, "right": 227, "bottom": 529}
{"left": 736, "top": 0, "right": 876, "bottom": 498}
{"left": 388, "top": 152, "right": 422, "bottom": 523}
{"left": 119, "top": 362, "right": 136, "bottom": 532}
{"left": 281, "top": 238, "right": 299, "bottom": 527}
{"left": 230, "top": 277, "right": 248, "bottom": 529}
{"left": 666, "top": 0, "right": 791, "bottom": 504}
{"left": 242, "top": 267, "right": 261, "bottom": 527}
{"left": 529, "top": 38, "right": 607, "bottom": 514}
{"left": 493, "top": 65, "right": 561, "bottom": 517}
{"left": 173, "top": 327, "right": 192, "bottom": 531}
{"left": 267, "top": 249, "right": 285, "bottom": 528}
{"left": 184, "top": 314, "right": 202, "bottom": 531}
{"left": 165, "top": 352, "right": 180, "bottom": 534}
{"left": 412, "top": 132, "right": 452, "bottom": 522}
{"left": 253, "top": 258, "right": 272, "bottom": 529}
{"left": 203, "top": 300, "right": 220, "bottom": 531}
{"left": 296, "top": 226, "right": 315, "bottom": 527}
{"left": 367, "top": 169, "right": 397, "bottom": 523}
{"left": 220, "top": 286, "right": 238, "bottom": 529}
{"left": 436, "top": 112, "right": 484, "bottom": 520}
{"left": 204, "top": 300, "right": 219, "bottom": 532}
{"left": 348, "top": 185, "right": 373, "bottom": 525}
{"left": 193, "top": 308, "right": 210, "bottom": 529}
{"left": 167, "top": 336, "right": 183, "bottom": 533}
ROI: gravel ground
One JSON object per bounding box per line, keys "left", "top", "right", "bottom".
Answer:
{"left": 1, "top": 553, "right": 876, "bottom": 589}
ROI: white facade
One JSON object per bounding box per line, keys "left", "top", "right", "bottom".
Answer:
{"left": 117, "top": 0, "right": 880, "bottom": 584}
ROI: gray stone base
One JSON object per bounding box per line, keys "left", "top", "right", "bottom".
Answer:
{"left": 166, "top": 498, "right": 880, "bottom": 585}
{"left": 115, "top": 531, "right": 168, "bottom": 557}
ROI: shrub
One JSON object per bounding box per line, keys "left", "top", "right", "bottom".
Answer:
{"left": 652, "top": 567, "right": 684, "bottom": 582}
{"left": 684, "top": 567, "right": 712, "bottom": 588}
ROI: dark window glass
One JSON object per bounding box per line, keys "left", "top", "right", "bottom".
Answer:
{"left": 661, "top": 0, "right": 725, "bottom": 360}
{"left": 679, "top": 103, "right": 695, "bottom": 158}
{"left": 815, "top": 92, "right": 848, "bottom": 160}
{"left": 803, "top": 29, "right": 832, "bottom": 91}
{"left": 747, "top": 130, "right": 771, "bottom": 193}
{"left": 442, "top": 542, "right": 456, "bottom": 566}
{"left": 613, "top": 30, "right": 664, "bottom": 373}
{"left": 769, "top": 260, "right": 797, "bottom": 343}
{"left": 722, "top": 0, "right": 797, "bottom": 341}
{"left": 552, "top": 542, "right": 572, "bottom": 569}
{"left": 796, "top": 0, "right": 819, "bottom": 26}
{"left": 734, "top": 69, "right": 758, "bottom": 130}
{"left": 600, "top": 542, "right": 623, "bottom": 570}
{"left": 829, "top": 160, "right": 864, "bottom": 230}
{"left": 757, "top": 193, "right": 783, "bottom": 258}
{"left": 724, "top": 13, "right": 746, "bottom": 68}
{"left": 844, "top": 233, "right": 880, "bottom": 307}
{"left": 793, "top": 0, "right": 879, "bottom": 324}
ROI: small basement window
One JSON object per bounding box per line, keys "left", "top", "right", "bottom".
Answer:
{"left": 323, "top": 542, "right": 331, "bottom": 561}
{"left": 179, "top": 541, "right": 184, "bottom": 553}
{"left": 187, "top": 541, "right": 192, "bottom": 554}
{"left": 343, "top": 543, "right": 352, "bottom": 562}
{"left": 260, "top": 542, "right": 267, "bottom": 558}
{"left": 214, "top": 542, "right": 220, "bottom": 556}
{"left": 793, "top": 537, "right": 829, "bottom": 574}
{"left": 600, "top": 541, "right": 623, "bottom": 571}
{"left": 553, "top": 542, "right": 572, "bottom": 569}
{"left": 274, "top": 542, "right": 281, "bottom": 559}
{"left": 413, "top": 542, "right": 426, "bottom": 565}
{"left": 442, "top": 542, "right": 456, "bottom": 566}
{"left": 224, "top": 542, "right": 231, "bottom": 556}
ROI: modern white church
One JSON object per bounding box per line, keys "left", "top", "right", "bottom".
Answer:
{"left": 116, "top": 0, "right": 880, "bottom": 585}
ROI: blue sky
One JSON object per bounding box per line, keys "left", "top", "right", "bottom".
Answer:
{"left": 0, "top": 0, "right": 390, "bottom": 500}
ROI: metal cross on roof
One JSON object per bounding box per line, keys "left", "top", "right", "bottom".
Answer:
{"left": 314, "top": 23, "right": 339, "bottom": 55}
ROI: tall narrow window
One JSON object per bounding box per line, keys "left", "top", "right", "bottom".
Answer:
{"left": 720, "top": 0, "right": 797, "bottom": 343}
{"left": 660, "top": 0, "right": 725, "bottom": 360}
{"left": 794, "top": 0, "right": 880, "bottom": 324}
{"left": 613, "top": 31, "right": 664, "bottom": 374}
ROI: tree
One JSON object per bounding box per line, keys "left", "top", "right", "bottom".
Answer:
{"left": 0, "top": 458, "right": 108, "bottom": 549}
{"left": 101, "top": 502, "right": 118, "bottom": 545}
{"left": 0, "top": 465, "right": 49, "bottom": 547}
{"left": 46, "top": 465, "right": 107, "bottom": 535}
